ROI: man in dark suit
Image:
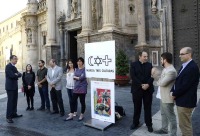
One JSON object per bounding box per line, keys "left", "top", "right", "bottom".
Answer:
{"left": 171, "top": 47, "right": 199, "bottom": 136}
{"left": 130, "top": 51, "right": 154, "bottom": 132}
{"left": 5, "top": 55, "right": 23, "bottom": 123}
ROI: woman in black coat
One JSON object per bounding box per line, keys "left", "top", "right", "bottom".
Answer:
{"left": 22, "top": 64, "right": 35, "bottom": 111}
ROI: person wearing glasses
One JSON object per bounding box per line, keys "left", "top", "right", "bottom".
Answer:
{"left": 5, "top": 55, "right": 23, "bottom": 123}
{"left": 37, "top": 60, "right": 50, "bottom": 112}
{"left": 171, "top": 47, "right": 199, "bottom": 136}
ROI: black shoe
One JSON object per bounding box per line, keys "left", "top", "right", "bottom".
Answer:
{"left": 6, "top": 118, "right": 14, "bottom": 123}
{"left": 26, "top": 107, "right": 30, "bottom": 111}
{"left": 37, "top": 107, "right": 45, "bottom": 111}
{"left": 51, "top": 111, "right": 59, "bottom": 114}
{"left": 147, "top": 126, "right": 153, "bottom": 132}
{"left": 130, "top": 124, "right": 139, "bottom": 130}
{"left": 30, "top": 107, "right": 34, "bottom": 110}
{"left": 12, "top": 114, "right": 23, "bottom": 118}
{"left": 154, "top": 129, "right": 168, "bottom": 134}
{"left": 60, "top": 112, "right": 65, "bottom": 117}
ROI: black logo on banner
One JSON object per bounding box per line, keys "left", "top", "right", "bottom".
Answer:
{"left": 88, "top": 55, "right": 112, "bottom": 66}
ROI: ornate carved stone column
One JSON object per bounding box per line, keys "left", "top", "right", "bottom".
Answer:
{"left": 135, "top": 0, "right": 147, "bottom": 46}
{"left": 45, "top": 0, "right": 59, "bottom": 63}
{"left": 79, "top": 0, "right": 92, "bottom": 35}
{"left": 22, "top": 0, "right": 38, "bottom": 71}
{"left": 99, "top": 0, "right": 117, "bottom": 32}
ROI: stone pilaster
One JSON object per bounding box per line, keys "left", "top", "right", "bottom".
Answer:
{"left": 45, "top": 0, "right": 59, "bottom": 63}
{"left": 46, "top": 0, "right": 57, "bottom": 45}
{"left": 99, "top": 0, "right": 117, "bottom": 32}
{"left": 78, "top": 0, "right": 81, "bottom": 17}
{"left": 79, "top": 0, "right": 92, "bottom": 35}
{"left": 135, "top": 0, "right": 147, "bottom": 47}
{"left": 59, "top": 22, "right": 66, "bottom": 67}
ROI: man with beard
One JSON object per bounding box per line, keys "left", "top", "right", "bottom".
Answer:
{"left": 37, "top": 60, "right": 50, "bottom": 112}
{"left": 130, "top": 51, "right": 154, "bottom": 132}
{"left": 154, "top": 52, "right": 177, "bottom": 136}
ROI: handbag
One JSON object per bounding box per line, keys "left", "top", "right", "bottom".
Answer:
{"left": 115, "top": 102, "right": 126, "bottom": 120}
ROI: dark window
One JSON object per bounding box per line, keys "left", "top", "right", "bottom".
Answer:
{"left": 11, "top": 23, "right": 13, "bottom": 28}
{"left": 43, "top": 35, "right": 46, "bottom": 45}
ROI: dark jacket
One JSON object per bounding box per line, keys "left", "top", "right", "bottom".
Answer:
{"left": 171, "top": 60, "right": 199, "bottom": 108}
{"left": 130, "top": 61, "right": 154, "bottom": 93}
{"left": 5, "top": 63, "right": 21, "bottom": 91}
{"left": 22, "top": 72, "right": 35, "bottom": 94}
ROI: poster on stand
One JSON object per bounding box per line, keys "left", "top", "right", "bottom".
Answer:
{"left": 91, "top": 81, "right": 115, "bottom": 123}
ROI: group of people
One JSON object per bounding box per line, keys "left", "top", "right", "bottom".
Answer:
{"left": 5, "top": 55, "right": 87, "bottom": 123}
{"left": 5, "top": 47, "right": 199, "bottom": 136}
{"left": 130, "top": 47, "right": 199, "bottom": 136}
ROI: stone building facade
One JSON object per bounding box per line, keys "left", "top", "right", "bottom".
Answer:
{"left": 1, "top": 0, "right": 197, "bottom": 71}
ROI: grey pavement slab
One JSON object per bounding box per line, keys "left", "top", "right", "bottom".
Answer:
{"left": 0, "top": 81, "right": 160, "bottom": 136}
{"left": 0, "top": 76, "right": 199, "bottom": 136}
{"left": 131, "top": 89, "right": 200, "bottom": 136}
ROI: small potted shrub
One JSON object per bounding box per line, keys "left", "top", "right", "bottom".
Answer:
{"left": 115, "top": 49, "right": 130, "bottom": 86}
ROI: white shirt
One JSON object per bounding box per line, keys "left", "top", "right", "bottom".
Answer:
{"left": 51, "top": 65, "right": 57, "bottom": 77}
{"left": 66, "top": 70, "right": 75, "bottom": 89}
{"left": 178, "top": 59, "right": 192, "bottom": 75}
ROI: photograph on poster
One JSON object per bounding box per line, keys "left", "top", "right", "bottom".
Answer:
{"left": 94, "top": 88, "right": 111, "bottom": 117}
{"left": 91, "top": 81, "right": 115, "bottom": 123}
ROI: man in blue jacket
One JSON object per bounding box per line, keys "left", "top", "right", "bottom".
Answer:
{"left": 171, "top": 47, "right": 199, "bottom": 136}
{"left": 5, "top": 55, "right": 23, "bottom": 123}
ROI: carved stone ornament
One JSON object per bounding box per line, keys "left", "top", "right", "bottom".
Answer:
{"left": 151, "top": 0, "right": 157, "bottom": 14}
{"left": 27, "top": 29, "right": 32, "bottom": 43}
{"left": 57, "top": 11, "right": 66, "bottom": 22}
{"left": 71, "top": 0, "right": 78, "bottom": 20}
{"left": 92, "top": 0, "right": 97, "bottom": 30}
{"left": 128, "top": 4, "right": 135, "bottom": 14}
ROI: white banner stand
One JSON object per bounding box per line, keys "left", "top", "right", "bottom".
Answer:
{"left": 83, "top": 118, "right": 112, "bottom": 131}
{"left": 83, "top": 41, "right": 116, "bottom": 131}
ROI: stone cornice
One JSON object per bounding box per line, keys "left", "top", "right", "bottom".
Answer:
{"left": 64, "top": 18, "right": 82, "bottom": 31}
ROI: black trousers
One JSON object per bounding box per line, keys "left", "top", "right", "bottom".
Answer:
{"left": 71, "top": 93, "right": 86, "bottom": 114}
{"left": 6, "top": 90, "right": 18, "bottom": 119}
{"left": 25, "top": 88, "right": 34, "bottom": 108}
{"left": 50, "top": 88, "right": 64, "bottom": 113}
{"left": 132, "top": 90, "right": 153, "bottom": 126}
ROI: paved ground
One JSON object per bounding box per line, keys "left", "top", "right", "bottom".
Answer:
{"left": 0, "top": 73, "right": 199, "bottom": 136}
